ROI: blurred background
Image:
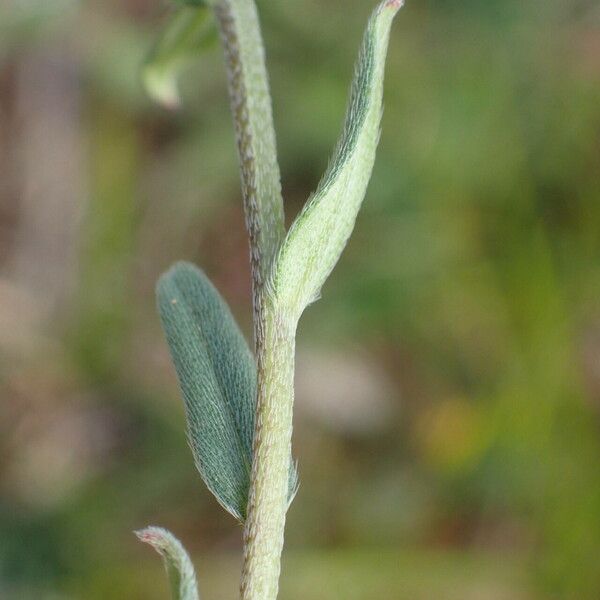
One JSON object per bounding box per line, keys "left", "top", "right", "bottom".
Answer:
{"left": 1, "top": 0, "right": 599, "bottom": 598}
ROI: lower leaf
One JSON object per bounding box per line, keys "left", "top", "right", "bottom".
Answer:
{"left": 136, "top": 526, "right": 200, "bottom": 600}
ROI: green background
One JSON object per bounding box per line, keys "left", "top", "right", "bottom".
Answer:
{"left": 1, "top": 0, "right": 599, "bottom": 598}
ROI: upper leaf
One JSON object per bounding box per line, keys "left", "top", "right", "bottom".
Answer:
{"left": 143, "top": 5, "right": 217, "bottom": 108}
{"left": 136, "top": 526, "right": 200, "bottom": 600}
{"left": 157, "top": 262, "right": 256, "bottom": 520}
{"left": 269, "top": 1, "right": 402, "bottom": 320}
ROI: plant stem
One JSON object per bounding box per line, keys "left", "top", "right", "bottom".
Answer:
{"left": 212, "top": 0, "right": 285, "bottom": 353}
{"left": 240, "top": 305, "right": 296, "bottom": 600}
{"left": 212, "top": 2, "right": 292, "bottom": 596}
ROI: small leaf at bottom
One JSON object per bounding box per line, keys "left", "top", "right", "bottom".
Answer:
{"left": 136, "top": 526, "right": 200, "bottom": 600}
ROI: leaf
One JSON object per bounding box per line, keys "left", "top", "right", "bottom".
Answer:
{"left": 269, "top": 1, "right": 403, "bottom": 320}
{"left": 136, "top": 527, "right": 200, "bottom": 600}
{"left": 157, "top": 262, "right": 256, "bottom": 520}
{"left": 143, "top": 5, "right": 217, "bottom": 108}
{"left": 157, "top": 262, "right": 298, "bottom": 520}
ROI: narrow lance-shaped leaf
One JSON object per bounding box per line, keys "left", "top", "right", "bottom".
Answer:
{"left": 270, "top": 0, "right": 403, "bottom": 320}
{"left": 157, "top": 262, "right": 298, "bottom": 521}
{"left": 136, "top": 527, "right": 200, "bottom": 600}
{"left": 143, "top": 4, "right": 217, "bottom": 109}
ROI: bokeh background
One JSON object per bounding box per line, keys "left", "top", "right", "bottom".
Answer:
{"left": 1, "top": 0, "right": 600, "bottom": 598}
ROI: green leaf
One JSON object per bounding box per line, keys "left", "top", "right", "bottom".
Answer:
{"left": 157, "top": 262, "right": 256, "bottom": 520}
{"left": 136, "top": 527, "right": 200, "bottom": 600}
{"left": 157, "top": 262, "right": 298, "bottom": 520}
{"left": 269, "top": 1, "right": 403, "bottom": 320}
{"left": 143, "top": 5, "right": 217, "bottom": 108}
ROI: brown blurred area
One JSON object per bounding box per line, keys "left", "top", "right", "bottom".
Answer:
{"left": 1, "top": 0, "right": 600, "bottom": 598}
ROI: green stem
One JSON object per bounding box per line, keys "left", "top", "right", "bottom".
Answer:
{"left": 240, "top": 305, "right": 296, "bottom": 600}
{"left": 212, "top": 0, "right": 285, "bottom": 352}
{"left": 211, "top": 2, "right": 292, "bottom": 596}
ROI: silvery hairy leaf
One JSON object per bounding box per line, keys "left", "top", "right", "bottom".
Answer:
{"left": 270, "top": 1, "right": 403, "bottom": 320}
{"left": 157, "top": 262, "right": 297, "bottom": 521}
{"left": 143, "top": 4, "right": 217, "bottom": 108}
{"left": 136, "top": 527, "right": 200, "bottom": 600}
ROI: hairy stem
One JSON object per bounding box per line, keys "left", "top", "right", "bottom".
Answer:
{"left": 212, "top": 2, "right": 291, "bottom": 597}
{"left": 240, "top": 306, "right": 296, "bottom": 600}
{"left": 213, "top": 0, "right": 285, "bottom": 352}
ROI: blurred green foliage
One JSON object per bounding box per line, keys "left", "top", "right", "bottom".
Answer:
{"left": 0, "top": 0, "right": 599, "bottom": 598}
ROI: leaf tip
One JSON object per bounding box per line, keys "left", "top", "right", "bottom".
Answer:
{"left": 135, "top": 526, "right": 200, "bottom": 600}
{"left": 142, "top": 66, "right": 182, "bottom": 110}
{"left": 135, "top": 526, "right": 164, "bottom": 547}
{"left": 381, "top": 0, "right": 404, "bottom": 20}
{"left": 384, "top": 0, "right": 404, "bottom": 10}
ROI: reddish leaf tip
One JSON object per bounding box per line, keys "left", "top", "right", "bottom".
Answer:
{"left": 135, "top": 528, "right": 161, "bottom": 545}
